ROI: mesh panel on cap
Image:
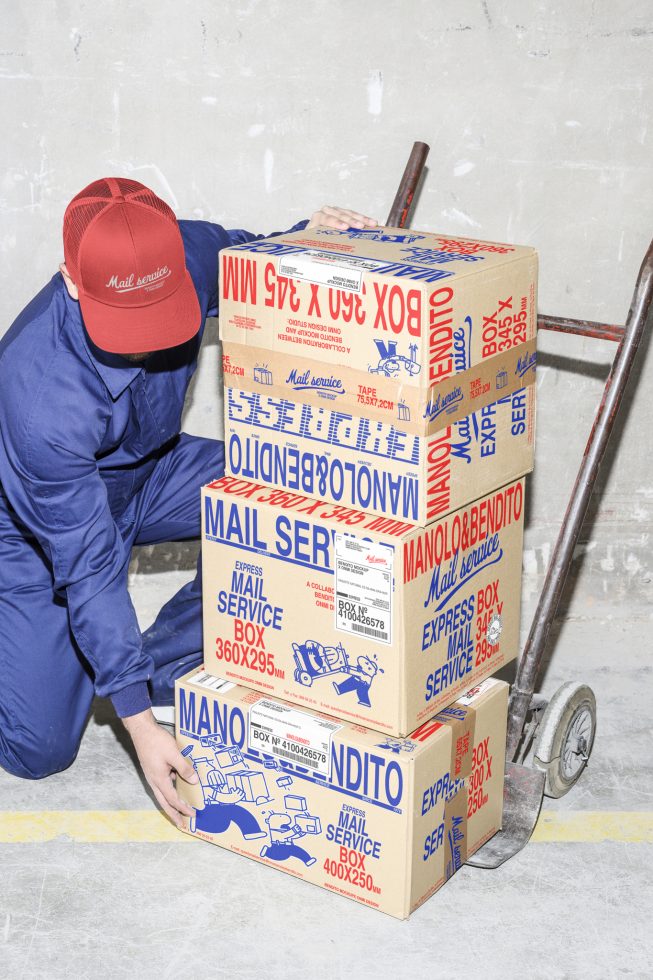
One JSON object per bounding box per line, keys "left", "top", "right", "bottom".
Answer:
{"left": 72, "top": 178, "right": 114, "bottom": 201}
{"left": 108, "top": 178, "right": 176, "bottom": 224}
{"left": 115, "top": 177, "right": 150, "bottom": 196}
{"left": 63, "top": 177, "right": 177, "bottom": 278}
{"left": 129, "top": 189, "right": 176, "bottom": 225}
{"left": 64, "top": 200, "right": 110, "bottom": 276}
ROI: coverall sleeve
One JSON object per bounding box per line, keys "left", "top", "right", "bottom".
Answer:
{"left": 179, "top": 218, "right": 309, "bottom": 320}
{"left": 2, "top": 368, "right": 152, "bottom": 718}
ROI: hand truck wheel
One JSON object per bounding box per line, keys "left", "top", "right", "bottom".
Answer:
{"left": 534, "top": 682, "right": 597, "bottom": 798}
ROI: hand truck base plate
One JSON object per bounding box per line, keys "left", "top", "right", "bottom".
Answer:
{"left": 466, "top": 762, "right": 545, "bottom": 869}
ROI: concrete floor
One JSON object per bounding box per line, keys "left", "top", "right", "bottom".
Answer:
{"left": 2, "top": 558, "right": 651, "bottom": 980}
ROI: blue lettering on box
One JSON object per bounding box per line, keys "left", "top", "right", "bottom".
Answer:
{"left": 227, "top": 389, "right": 420, "bottom": 465}
{"left": 227, "top": 432, "right": 420, "bottom": 522}
{"left": 369, "top": 261, "right": 453, "bottom": 283}
{"left": 424, "top": 651, "right": 474, "bottom": 702}
{"left": 286, "top": 368, "right": 345, "bottom": 397}
{"left": 204, "top": 495, "right": 335, "bottom": 573}
{"left": 179, "top": 689, "right": 405, "bottom": 812}
{"left": 480, "top": 403, "right": 497, "bottom": 458}
{"left": 400, "top": 246, "right": 483, "bottom": 266}
{"left": 204, "top": 497, "right": 268, "bottom": 550}
{"left": 331, "top": 743, "right": 403, "bottom": 809}
{"left": 511, "top": 388, "right": 527, "bottom": 436}
{"left": 325, "top": 805, "right": 383, "bottom": 858}
{"left": 449, "top": 316, "right": 475, "bottom": 461}
{"left": 446, "top": 814, "right": 466, "bottom": 877}
{"left": 178, "top": 688, "right": 246, "bottom": 745}
{"left": 217, "top": 567, "right": 284, "bottom": 630}
{"left": 422, "top": 594, "right": 476, "bottom": 652}
{"left": 421, "top": 769, "right": 463, "bottom": 815}
{"left": 423, "top": 386, "right": 464, "bottom": 422}
{"left": 424, "top": 535, "right": 503, "bottom": 612}
{"left": 319, "top": 229, "right": 427, "bottom": 245}
{"left": 516, "top": 351, "right": 537, "bottom": 378}
{"left": 453, "top": 317, "right": 472, "bottom": 374}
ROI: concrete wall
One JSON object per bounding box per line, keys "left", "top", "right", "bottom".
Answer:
{"left": 2, "top": 1, "right": 652, "bottom": 615}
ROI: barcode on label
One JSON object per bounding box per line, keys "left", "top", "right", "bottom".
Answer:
{"left": 189, "top": 670, "right": 234, "bottom": 693}
{"left": 351, "top": 623, "right": 388, "bottom": 640}
{"left": 334, "top": 533, "right": 393, "bottom": 646}
{"left": 274, "top": 746, "right": 321, "bottom": 770}
{"left": 196, "top": 674, "right": 217, "bottom": 687}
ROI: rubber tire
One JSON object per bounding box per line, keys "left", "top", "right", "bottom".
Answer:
{"left": 534, "top": 682, "right": 597, "bottom": 799}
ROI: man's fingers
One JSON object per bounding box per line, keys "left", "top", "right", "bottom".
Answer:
{"left": 323, "top": 216, "right": 349, "bottom": 230}
{"left": 153, "top": 774, "right": 195, "bottom": 826}
{"left": 321, "top": 206, "right": 378, "bottom": 228}
{"left": 175, "top": 753, "right": 199, "bottom": 785}
{"left": 308, "top": 210, "right": 347, "bottom": 230}
{"left": 152, "top": 785, "right": 186, "bottom": 829}
{"left": 308, "top": 205, "right": 378, "bottom": 231}
{"left": 127, "top": 719, "right": 198, "bottom": 827}
{"left": 163, "top": 773, "right": 196, "bottom": 819}
{"left": 159, "top": 728, "right": 198, "bottom": 784}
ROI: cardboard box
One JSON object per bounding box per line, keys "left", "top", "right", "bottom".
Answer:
{"left": 223, "top": 383, "right": 534, "bottom": 525}
{"left": 201, "top": 475, "right": 524, "bottom": 736}
{"left": 176, "top": 669, "right": 508, "bottom": 920}
{"left": 219, "top": 225, "right": 537, "bottom": 439}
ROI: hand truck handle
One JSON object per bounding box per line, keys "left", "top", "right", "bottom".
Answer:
{"left": 507, "top": 236, "right": 653, "bottom": 759}
{"left": 386, "top": 141, "right": 430, "bottom": 228}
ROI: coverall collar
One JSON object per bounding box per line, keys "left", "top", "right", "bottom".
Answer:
{"left": 61, "top": 279, "right": 144, "bottom": 399}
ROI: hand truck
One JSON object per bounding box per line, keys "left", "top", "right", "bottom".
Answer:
{"left": 388, "top": 142, "right": 653, "bottom": 867}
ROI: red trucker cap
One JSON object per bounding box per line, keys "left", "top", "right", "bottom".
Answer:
{"left": 62, "top": 177, "right": 201, "bottom": 354}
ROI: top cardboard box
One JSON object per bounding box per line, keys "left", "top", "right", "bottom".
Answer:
{"left": 218, "top": 226, "right": 538, "bottom": 436}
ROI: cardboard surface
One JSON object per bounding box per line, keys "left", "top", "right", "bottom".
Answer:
{"left": 221, "top": 335, "right": 536, "bottom": 437}
{"left": 219, "top": 226, "right": 537, "bottom": 523}
{"left": 201, "top": 475, "right": 524, "bottom": 736}
{"left": 223, "top": 382, "right": 534, "bottom": 524}
{"left": 218, "top": 225, "right": 538, "bottom": 435}
{"left": 176, "top": 670, "right": 508, "bottom": 919}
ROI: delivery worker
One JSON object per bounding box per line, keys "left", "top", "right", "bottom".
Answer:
{"left": 0, "top": 176, "right": 377, "bottom": 826}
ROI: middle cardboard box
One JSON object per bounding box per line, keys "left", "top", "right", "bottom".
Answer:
{"left": 202, "top": 474, "right": 524, "bottom": 737}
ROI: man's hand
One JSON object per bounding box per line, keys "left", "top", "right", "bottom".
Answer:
{"left": 122, "top": 709, "right": 198, "bottom": 828}
{"left": 306, "top": 206, "right": 378, "bottom": 231}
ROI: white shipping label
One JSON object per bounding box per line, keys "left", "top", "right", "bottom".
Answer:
{"left": 188, "top": 669, "right": 235, "bottom": 693}
{"left": 248, "top": 699, "right": 341, "bottom": 777}
{"left": 457, "top": 677, "right": 500, "bottom": 706}
{"left": 278, "top": 250, "right": 385, "bottom": 294}
{"left": 335, "top": 534, "right": 393, "bottom": 645}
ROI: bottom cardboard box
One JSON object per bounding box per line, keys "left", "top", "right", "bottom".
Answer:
{"left": 175, "top": 669, "right": 508, "bottom": 920}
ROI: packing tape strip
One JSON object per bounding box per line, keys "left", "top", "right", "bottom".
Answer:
{"left": 221, "top": 338, "right": 537, "bottom": 437}
{"left": 444, "top": 784, "right": 469, "bottom": 879}
{"left": 437, "top": 701, "right": 478, "bottom": 877}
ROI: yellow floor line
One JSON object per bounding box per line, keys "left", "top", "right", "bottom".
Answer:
{"left": 0, "top": 809, "right": 186, "bottom": 844}
{"left": 531, "top": 810, "right": 653, "bottom": 844}
{"left": 0, "top": 809, "right": 651, "bottom": 845}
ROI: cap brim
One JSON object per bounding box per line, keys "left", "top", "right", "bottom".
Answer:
{"left": 78, "top": 270, "right": 202, "bottom": 355}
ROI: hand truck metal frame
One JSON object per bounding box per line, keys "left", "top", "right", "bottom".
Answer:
{"left": 388, "top": 143, "right": 653, "bottom": 866}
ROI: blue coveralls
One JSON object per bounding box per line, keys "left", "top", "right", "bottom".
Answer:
{"left": 0, "top": 218, "right": 304, "bottom": 780}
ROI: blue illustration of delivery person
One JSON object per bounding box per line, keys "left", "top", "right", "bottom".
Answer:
{"left": 332, "top": 654, "right": 379, "bottom": 708}
{"left": 260, "top": 795, "right": 321, "bottom": 867}
{"left": 181, "top": 743, "right": 267, "bottom": 840}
